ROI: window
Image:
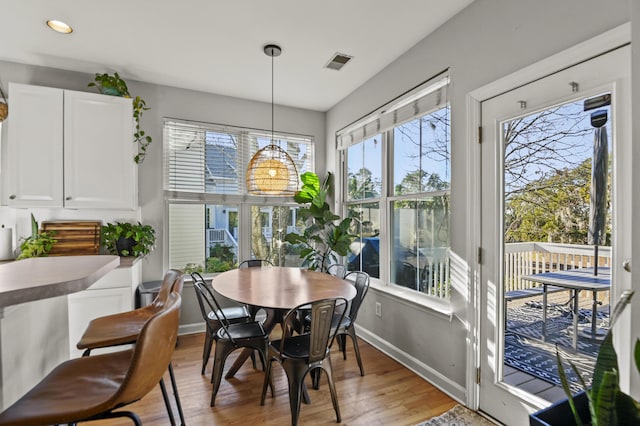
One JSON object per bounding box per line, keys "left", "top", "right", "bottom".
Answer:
{"left": 165, "top": 119, "right": 313, "bottom": 273}
{"left": 339, "top": 72, "right": 451, "bottom": 299}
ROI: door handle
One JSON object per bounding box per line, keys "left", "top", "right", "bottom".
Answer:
{"left": 623, "top": 258, "right": 631, "bottom": 272}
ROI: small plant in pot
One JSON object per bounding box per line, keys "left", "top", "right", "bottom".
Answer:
{"left": 16, "top": 214, "right": 56, "bottom": 260}
{"left": 101, "top": 221, "right": 156, "bottom": 258}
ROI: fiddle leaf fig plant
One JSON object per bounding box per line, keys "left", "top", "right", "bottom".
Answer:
{"left": 17, "top": 214, "right": 56, "bottom": 260}
{"left": 284, "top": 172, "right": 356, "bottom": 272}
{"left": 88, "top": 72, "right": 152, "bottom": 164}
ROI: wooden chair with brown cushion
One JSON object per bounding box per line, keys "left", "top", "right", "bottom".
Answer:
{"left": 76, "top": 269, "right": 185, "bottom": 426}
{"left": 0, "top": 292, "right": 182, "bottom": 426}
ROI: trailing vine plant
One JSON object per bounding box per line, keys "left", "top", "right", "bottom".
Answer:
{"left": 88, "top": 72, "right": 152, "bottom": 164}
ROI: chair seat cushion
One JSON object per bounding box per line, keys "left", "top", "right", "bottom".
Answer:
{"left": 77, "top": 305, "right": 157, "bottom": 350}
{"left": 0, "top": 349, "right": 133, "bottom": 426}
{"left": 217, "top": 321, "right": 266, "bottom": 340}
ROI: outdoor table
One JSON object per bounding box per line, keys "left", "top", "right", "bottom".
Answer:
{"left": 522, "top": 267, "right": 611, "bottom": 350}
{"left": 212, "top": 266, "right": 357, "bottom": 378}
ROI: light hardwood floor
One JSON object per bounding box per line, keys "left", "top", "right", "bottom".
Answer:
{"left": 91, "top": 332, "right": 457, "bottom": 425}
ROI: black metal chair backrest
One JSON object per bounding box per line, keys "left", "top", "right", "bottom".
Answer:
{"left": 327, "top": 264, "right": 347, "bottom": 279}
{"left": 345, "top": 271, "right": 370, "bottom": 323}
{"left": 281, "top": 297, "right": 347, "bottom": 363}
{"left": 192, "top": 278, "right": 243, "bottom": 345}
{"left": 238, "top": 259, "right": 273, "bottom": 268}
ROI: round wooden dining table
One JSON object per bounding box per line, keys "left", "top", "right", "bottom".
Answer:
{"left": 212, "top": 266, "right": 357, "bottom": 378}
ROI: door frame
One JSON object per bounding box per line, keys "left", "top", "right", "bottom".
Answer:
{"left": 465, "top": 23, "right": 631, "bottom": 411}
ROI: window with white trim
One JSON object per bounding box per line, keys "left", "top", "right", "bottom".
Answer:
{"left": 164, "top": 119, "right": 313, "bottom": 273}
{"left": 339, "top": 72, "right": 451, "bottom": 299}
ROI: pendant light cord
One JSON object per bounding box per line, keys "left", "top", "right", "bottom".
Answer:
{"left": 271, "top": 51, "right": 275, "bottom": 144}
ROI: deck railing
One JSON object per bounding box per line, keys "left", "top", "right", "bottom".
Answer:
{"left": 504, "top": 242, "right": 611, "bottom": 292}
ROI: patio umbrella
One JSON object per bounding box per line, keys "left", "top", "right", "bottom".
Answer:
{"left": 587, "top": 110, "right": 608, "bottom": 276}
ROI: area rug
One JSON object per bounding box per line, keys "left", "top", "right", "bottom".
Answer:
{"left": 414, "top": 405, "right": 496, "bottom": 425}
{"left": 504, "top": 302, "right": 604, "bottom": 391}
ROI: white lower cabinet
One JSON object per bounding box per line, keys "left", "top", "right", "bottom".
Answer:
{"left": 67, "top": 262, "right": 141, "bottom": 358}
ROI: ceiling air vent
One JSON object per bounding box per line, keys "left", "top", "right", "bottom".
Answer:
{"left": 325, "top": 53, "right": 353, "bottom": 71}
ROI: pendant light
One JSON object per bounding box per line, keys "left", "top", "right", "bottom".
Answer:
{"left": 246, "top": 44, "right": 299, "bottom": 195}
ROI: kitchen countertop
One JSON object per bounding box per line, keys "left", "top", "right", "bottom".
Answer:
{"left": 0, "top": 255, "right": 120, "bottom": 308}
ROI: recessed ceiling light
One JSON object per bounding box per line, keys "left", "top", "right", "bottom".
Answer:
{"left": 46, "top": 20, "right": 73, "bottom": 34}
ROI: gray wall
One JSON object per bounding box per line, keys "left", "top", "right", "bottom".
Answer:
{"left": 0, "top": 60, "right": 326, "bottom": 328}
{"left": 326, "top": 0, "right": 630, "bottom": 399}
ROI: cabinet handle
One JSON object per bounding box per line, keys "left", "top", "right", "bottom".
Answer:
{"left": 65, "top": 197, "right": 72, "bottom": 201}
{"left": 9, "top": 195, "right": 16, "bottom": 200}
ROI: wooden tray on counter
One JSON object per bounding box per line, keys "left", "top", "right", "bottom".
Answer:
{"left": 41, "top": 221, "right": 102, "bottom": 256}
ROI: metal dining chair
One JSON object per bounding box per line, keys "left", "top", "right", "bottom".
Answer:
{"left": 261, "top": 297, "right": 347, "bottom": 426}
{"left": 191, "top": 271, "right": 254, "bottom": 374}
{"left": 193, "top": 279, "right": 272, "bottom": 406}
{"left": 327, "top": 263, "right": 347, "bottom": 279}
{"left": 333, "top": 271, "right": 370, "bottom": 376}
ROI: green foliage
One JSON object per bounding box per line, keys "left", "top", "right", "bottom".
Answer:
{"left": 556, "top": 290, "right": 640, "bottom": 425}
{"left": 505, "top": 159, "right": 595, "bottom": 244}
{"left": 206, "top": 257, "right": 235, "bottom": 273}
{"left": 17, "top": 214, "right": 56, "bottom": 260}
{"left": 285, "top": 171, "right": 356, "bottom": 272}
{"left": 206, "top": 243, "right": 237, "bottom": 273}
{"left": 88, "top": 72, "right": 152, "bottom": 164}
{"left": 101, "top": 221, "right": 156, "bottom": 257}
{"left": 183, "top": 263, "right": 203, "bottom": 274}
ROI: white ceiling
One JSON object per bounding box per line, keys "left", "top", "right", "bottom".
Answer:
{"left": 1, "top": 0, "right": 474, "bottom": 111}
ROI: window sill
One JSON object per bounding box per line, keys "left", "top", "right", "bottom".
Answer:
{"left": 368, "top": 277, "right": 453, "bottom": 320}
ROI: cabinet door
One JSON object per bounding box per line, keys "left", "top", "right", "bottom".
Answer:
{"left": 63, "top": 90, "right": 136, "bottom": 209}
{"left": 5, "top": 83, "right": 63, "bottom": 207}
{"left": 67, "top": 286, "right": 133, "bottom": 358}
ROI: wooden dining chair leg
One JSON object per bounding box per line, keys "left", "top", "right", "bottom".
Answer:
{"left": 168, "top": 362, "right": 186, "bottom": 426}
{"left": 159, "top": 377, "right": 177, "bottom": 426}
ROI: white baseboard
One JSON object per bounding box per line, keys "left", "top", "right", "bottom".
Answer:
{"left": 178, "top": 321, "right": 467, "bottom": 403}
{"left": 179, "top": 322, "right": 205, "bottom": 336}
{"left": 356, "top": 326, "right": 467, "bottom": 404}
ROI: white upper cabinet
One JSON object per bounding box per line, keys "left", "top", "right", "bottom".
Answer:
{"left": 4, "top": 83, "right": 137, "bottom": 209}
{"left": 5, "top": 84, "right": 64, "bottom": 207}
{"left": 63, "top": 90, "right": 136, "bottom": 209}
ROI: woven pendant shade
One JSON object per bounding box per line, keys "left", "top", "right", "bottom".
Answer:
{"left": 246, "top": 143, "right": 298, "bottom": 195}
{"left": 246, "top": 43, "right": 299, "bottom": 196}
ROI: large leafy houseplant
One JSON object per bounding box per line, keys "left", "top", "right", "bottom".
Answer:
{"left": 284, "top": 172, "right": 356, "bottom": 272}
{"left": 553, "top": 290, "right": 640, "bottom": 425}
{"left": 88, "top": 72, "right": 151, "bottom": 164}
{"left": 17, "top": 214, "right": 56, "bottom": 260}
{"left": 101, "top": 221, "right": 156, "bottom": 258}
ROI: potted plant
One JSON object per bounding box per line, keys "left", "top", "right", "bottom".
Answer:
{"left": 101, "top": 221, "right": 156, "bottom": 258}
{"left": 16, "top": 214, "right": 56, "bottom": 259}
{"left": 88, "top": 72, "right": 152, "bottom": 164}
{"left": 530, "top": 290, "right": 640, "bottom": 425}
{"left": 284, "top": 172, "right": 356, "bottom": 272}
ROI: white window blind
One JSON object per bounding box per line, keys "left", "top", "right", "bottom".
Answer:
{"left": 164, "top": 119, "right": 314, "bottom": 198}
{"left": 336, "top": 71, "right": 450, "bottom": 150}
